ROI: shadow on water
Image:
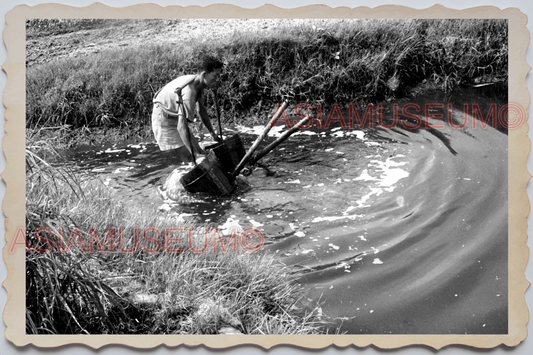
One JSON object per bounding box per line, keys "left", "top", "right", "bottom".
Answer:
{"left": 63, "top": 85, "right": 508, "bottom": 334}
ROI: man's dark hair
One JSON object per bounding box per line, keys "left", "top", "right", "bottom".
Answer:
{"left": 202, "top": 56, "right": 224, "bottom": 73}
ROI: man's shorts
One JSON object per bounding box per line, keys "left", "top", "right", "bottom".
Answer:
{"left": 151, "top": 104, "right": 184, "bottom": 151}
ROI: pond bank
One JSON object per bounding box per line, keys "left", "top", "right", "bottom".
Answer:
{"left": 26, "top": 18, "right": 507, "bottom": 145}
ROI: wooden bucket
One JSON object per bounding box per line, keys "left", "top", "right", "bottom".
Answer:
{"left": 205, "top": 134, "right": 245, "bottom": 180}
{"left": 180, "top": 150, "right": 235, "bottom": 195}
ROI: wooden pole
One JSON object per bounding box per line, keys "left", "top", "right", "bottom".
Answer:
{"left": 232, "top": 101, "right": 288, "bottom": 177}
{"left": 249, "top": 116, "right": 310, "bottom": 165}
{"left": 214, "top": 90, "right": 223, "bottom": 140}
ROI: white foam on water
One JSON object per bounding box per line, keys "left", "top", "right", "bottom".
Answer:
{"left": 159, "top": 168, "right": 188, "bottom": 201}
{"left": 218, "top": 217, "right": 244, "bottom": 236}
{"left": 380, "top": 169, "right": 409, "bottom": 189}
{"left": 292, "top": 130, "right": 318, "bottom": 136}
{"left": 347, "top": 130, "right": 366, "bottom": 140}
{"left": 284, "top": 179, "right": 301, "bottom": 184}
{"left": 312, "top": 214, "right": 362, "bottom": 223}
{"left": 365, "top": 141, "right": 381, "bottom": 146}
{"left": 249, "top": 219, "right": 264, "bottom": 228}
{"left": 353, "top": 157, "right": 410, "bottom": 206}
{"left": 104, "top": 148, "right": 125, "bottom": 154}
{"left": 328, "top": 243, "right": 340, "bottom": 250}
{"left": 235, "top": 124, "right": 263, "bottom": 136}
{"left": 235, "top": 124, "right": 287, "bottom": 138}
{"left": 356, "top": 187, "right": 382, "bottom": 207}
{"left": 343, "top": 206, "right": 357, "bottom": 215}
{"left": 159, "top": 203, "right": 172, "bottom": 212}
{"left": 269, "top": 125, "right": 285, "bottom": 137}
{"left": 374, "top": 158, "right": 409, "bottom": 188}
{"left": 354, "top": 169, "right": 378, "bottom": 182}
{"left": 336, "top": 261, "right": 350, "bottom": 269}
{"left": 112, "top": 167, "right": 134, "bottom": 174}
{"left": 330, "top": 129, "right": 367, "bottom": 140}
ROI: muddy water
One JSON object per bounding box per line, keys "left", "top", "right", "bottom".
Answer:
{"left": 65, "top": 95, "right": 507, "bottom": 334}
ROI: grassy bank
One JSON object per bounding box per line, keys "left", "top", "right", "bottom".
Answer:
{"left": 26, "top": 19, "right": 507, "bottom": 147}
{"left": 26, "top": 140, "right": 326, "bottom": 334}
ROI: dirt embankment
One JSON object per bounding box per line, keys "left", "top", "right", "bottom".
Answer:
{"left": 26, "top": 19, "right": 322, "bottom": 67}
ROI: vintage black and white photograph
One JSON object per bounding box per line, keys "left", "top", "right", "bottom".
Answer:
{"left": 21, "top": 15, "right": 512, "bottom": 337}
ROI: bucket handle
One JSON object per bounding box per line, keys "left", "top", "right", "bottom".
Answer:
{"left": 182, "top": 164, "right": 217, "bottom": 187}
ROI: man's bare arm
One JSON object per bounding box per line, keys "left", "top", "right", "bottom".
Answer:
{"left": 178, "top": 99, "right": 204, "bottom": 155}
{"left": 198, "top": 94, "right": 222, "bottom": 141}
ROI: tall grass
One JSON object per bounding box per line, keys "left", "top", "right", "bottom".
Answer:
{"left": 26, "top": 19, "right": 507, "bottom": 145}
{"left": 25, "top": 140, "right": 327, "bottom": 334}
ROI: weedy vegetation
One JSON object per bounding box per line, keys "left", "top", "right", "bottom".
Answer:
{"left": 26, "top": 18, "right": 507, "bottom": 147}
{"left": 25, "top": 139, "right": 328, "bottom": 334}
